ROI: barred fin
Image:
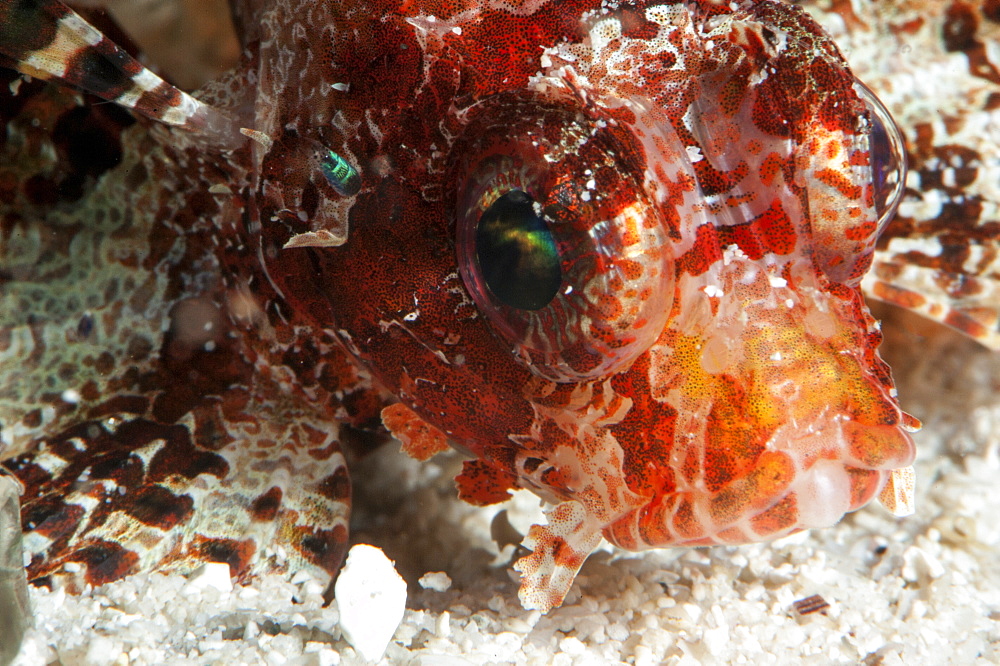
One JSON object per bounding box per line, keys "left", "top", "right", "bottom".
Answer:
{"left": 0, "top": 0, "right": 233, "bottom": 134}
{"left": 5, "top": 373, "right": 352, "bottom": 592}
{"left": 864, "top": 242, "right": 1000, "bottom": 350}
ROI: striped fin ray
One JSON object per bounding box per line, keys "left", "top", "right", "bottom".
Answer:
{"left": 864, "top": 240, "right": 1000, "bottom": 350}
{"left": 0, "top": 0, "right": 234, "bottom": 136}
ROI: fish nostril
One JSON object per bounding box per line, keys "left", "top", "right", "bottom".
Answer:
{"left": 522, "top": 457, "right": 545, "bottom": 474}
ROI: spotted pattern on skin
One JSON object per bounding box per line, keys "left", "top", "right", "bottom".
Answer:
{"left": 0, "top": 0, "right": 963, "bottom": 613}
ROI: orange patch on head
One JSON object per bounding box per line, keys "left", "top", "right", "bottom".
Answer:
{"left": 844, "top": 220, "right": 877, "bottom": 241}
{"left": 382, "top": 402, "right": 450, "bottom": 461}
{"left": 745, "top": 451, "right": 795, "bottom": 508}
{"left": 717, "top": 526, "right": 748, "bottom": 543}
{"left": 754, "top": 198, "right": 796, "bottom": 255}
{"left": 635, "top": 494, "right": 676, "bottom": 547}
{"left": 702, "top": 379, "right": 776, "bottom": 493}
{"left": 813, "top": 167, "right": 861, "bottom": 199}
{"left": 708, "top": 450, "right": 795, "bottom": 527}
{"left": 709, "top": 485, "right": 748, "bottom": 526}
{"left": 673, "top": 496, "right": 704, "bottom": 540}
{"left": 759, "top": 152, "right": 784, "bottom": 186}
{"left": 617, "top": 258, "right": 644, "bottom": 281}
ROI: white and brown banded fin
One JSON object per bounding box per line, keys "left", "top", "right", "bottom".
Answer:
{"left": 5, "top": 374, "right": 352, "bottom": 592}
{"left": 864, "top": 249, "right": 1000, "bottom": 350}
{"left": 0, "top": 0, "right": 234, "bottom": 137}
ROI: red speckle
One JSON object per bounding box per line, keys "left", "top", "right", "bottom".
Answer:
{"left": 678, "top": 224, "right": 723, "bottom": 276}
{"left": 455, "top": 459, "right": 518, "bottom": 506}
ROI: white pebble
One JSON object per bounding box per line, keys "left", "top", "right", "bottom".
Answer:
{"left": 410, "top": 655, "right": 476, "bottom": 666}
{"left": 607, "top": 623, "right": 629, "bottom": 642}
{"left": 435, "top": 611, "right": 451, "bottom": 638}
{"left": 304, "top": 642, "right": 341, "bottom": 666}
{"left": 902, "top": 546, "right": 946, "bottom": 583}
{"left": 418, "top": 572, "right": 452, "bottom": 592}
{"left": 559, "top": 636, "right": 586, "bottom": 655}
{"left": 334, "top": 544, "right": 407, "bottom": 662}
{"left": 84, "top": 636, "right": 120, "bottom": 665}
{"left": 184, "top": 562, "right": 233, "bottom": 594}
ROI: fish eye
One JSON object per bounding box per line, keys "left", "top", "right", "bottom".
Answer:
{"left": 856, "top": 80, "right": 907, "bottom": 234}
{"left": 475, "top": 189, "right": 562, "bottom": 311}
{"left": 453, "top": 94, "right": 675, "bottom": 383}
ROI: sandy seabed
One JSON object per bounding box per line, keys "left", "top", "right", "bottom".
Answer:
{"left": 9, "top": 306, "right": 1000, "bottom": 665}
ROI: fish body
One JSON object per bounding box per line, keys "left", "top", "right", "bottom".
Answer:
{"left": 0, "top": 0, "right": 974, "bottom": 613}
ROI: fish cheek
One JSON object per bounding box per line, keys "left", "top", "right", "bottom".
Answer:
{"left": 293, "top": 184, "right": 537, "bottom": 453}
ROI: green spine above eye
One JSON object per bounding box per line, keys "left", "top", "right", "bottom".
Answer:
{"left": 476, "top": 190, "right": 562, "bottom": 311}
{"left": 320, "top": 150, "right": 361, "bottom": 196}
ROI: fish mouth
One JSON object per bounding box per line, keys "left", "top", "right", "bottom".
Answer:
{"left": 600, "top": 254, "right": 917, "bottom": 550}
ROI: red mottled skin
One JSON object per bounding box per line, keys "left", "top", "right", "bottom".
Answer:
{"left": 1, "top": 0, "right": 920, "bottom": 611}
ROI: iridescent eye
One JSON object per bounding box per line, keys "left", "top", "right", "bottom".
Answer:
{"left": 453, "top": 93, "right": 674, "bottom": 383}
{"left": 476, "top": 190, "right": 562, "bottom": 311}
{"left": 856, "top": 80, "right": 907, "bottom": 233}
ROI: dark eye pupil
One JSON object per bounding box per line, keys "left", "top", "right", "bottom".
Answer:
{"left": 476, "top": 190, "right": 562, "bottom": 311}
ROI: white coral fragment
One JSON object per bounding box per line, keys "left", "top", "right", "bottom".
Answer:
{"left": 335, "top": 544, "right": 407, "bottom": 661}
